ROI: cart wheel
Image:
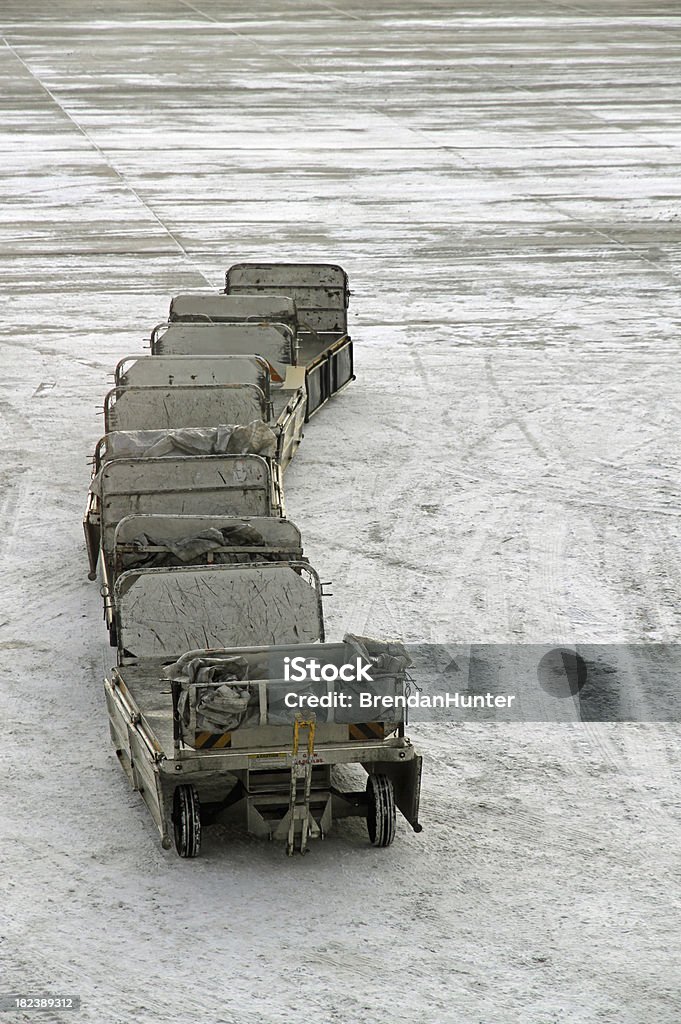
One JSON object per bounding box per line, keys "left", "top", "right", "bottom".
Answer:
{"left": 366, "top": 774, "right": 396, "bottom": 847}
{"left": 173, "top": 785, "right": 201, "bottom": 858}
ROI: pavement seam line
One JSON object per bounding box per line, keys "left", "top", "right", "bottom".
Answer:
{"left": 1, "top": 35, "right": 213, "bottom": 288}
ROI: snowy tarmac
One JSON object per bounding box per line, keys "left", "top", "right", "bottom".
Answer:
{"left": 1, "top": 2, "right": 681, "bottom": 1022}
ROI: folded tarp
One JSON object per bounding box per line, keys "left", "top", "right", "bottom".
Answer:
{"left": 170, "top": 654, "right": 257, "bottom": 733}
{"left": 342, "top": 633, "right": 413, "bottom": 676}
{"left": 119, "top": 522, "right": 286, "bottom": 570}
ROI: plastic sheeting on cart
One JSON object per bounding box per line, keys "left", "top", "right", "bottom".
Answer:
{"left": 91, "top": 423, "right": 277, "bottom": 495}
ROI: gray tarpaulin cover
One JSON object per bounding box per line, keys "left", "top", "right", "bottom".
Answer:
{"left": 342, "top": 633, "right": 412, "bottom": 676}
{"left": 330, "top": 633, "right": 412, "bottom": 731}
{"left": 164, "top": 652, "right": 259, "bottom": 734}
{"left": 91, "top": 422, "right": 276, "bottom": 495}
{"left": 120, "top": 522, "right": 279, "bottom": 569}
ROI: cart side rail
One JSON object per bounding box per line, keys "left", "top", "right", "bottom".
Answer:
{"left": 173, "top": 671, "right": 406, "bottom": 743}
{"left": 303, "top": 335, "right": 354, "bottom": 419}
{"left": 274, "top": 387, "right": 306, "bottom": 469}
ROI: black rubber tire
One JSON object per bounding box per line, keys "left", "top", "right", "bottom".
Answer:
{"left": 173, "top": 785, "right": 201, "bottom": 858}
{"left": 366, "top": 773, "right": 396, "bottom": 847}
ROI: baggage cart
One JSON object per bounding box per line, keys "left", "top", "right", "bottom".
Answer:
{"left": 105, "top": 564, "right": 422, "bottom": 856}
